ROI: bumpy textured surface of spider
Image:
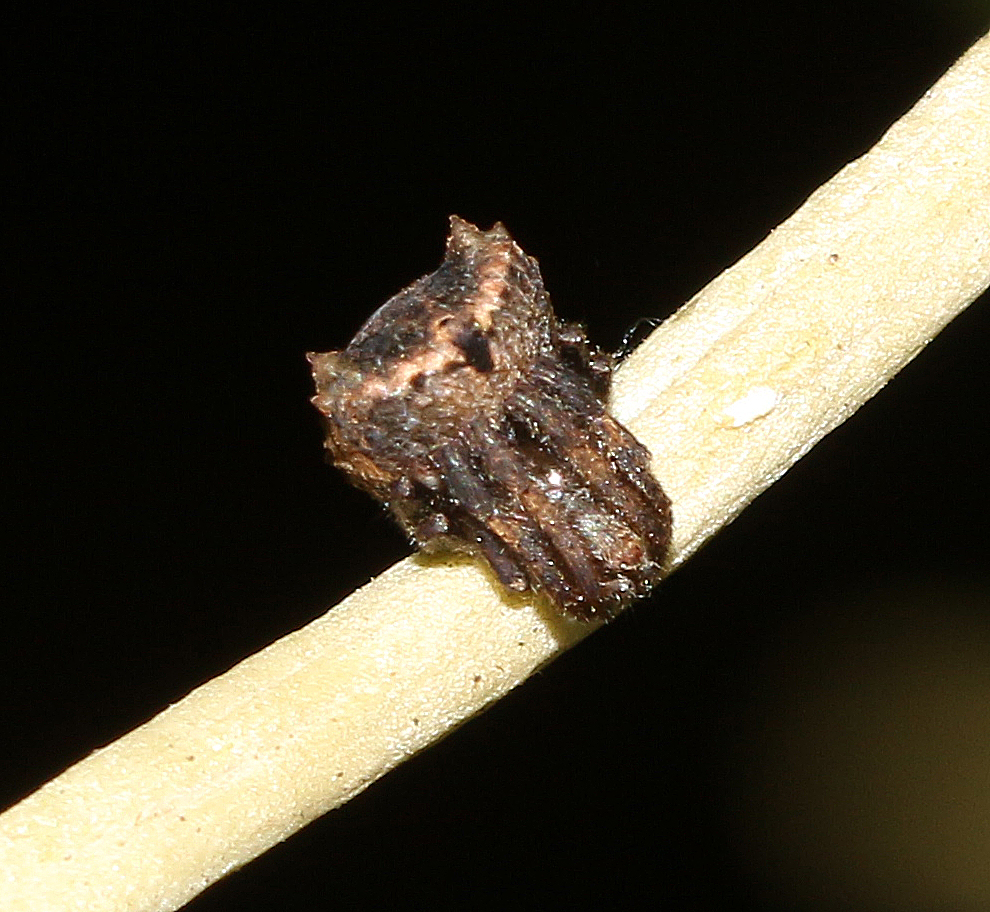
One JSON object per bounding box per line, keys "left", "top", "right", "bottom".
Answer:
{"left": 308, "top": 217, "right": 671, "bottom": 620}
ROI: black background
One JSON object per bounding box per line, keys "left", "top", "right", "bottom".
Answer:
{"left": 18, "top": 4, "right": 990, "bottom": 909}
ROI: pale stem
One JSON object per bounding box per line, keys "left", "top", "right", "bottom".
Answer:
{"left": 3, "top": 32, "right": 989, "bottom": 912}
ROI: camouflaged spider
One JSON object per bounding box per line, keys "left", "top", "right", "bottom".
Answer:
{"left": 308, "top": 217, "right": 671, "bottom": 620}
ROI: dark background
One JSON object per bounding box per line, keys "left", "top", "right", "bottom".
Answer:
{"left": 18, "top": 3, "right": 990, "bottom": 909}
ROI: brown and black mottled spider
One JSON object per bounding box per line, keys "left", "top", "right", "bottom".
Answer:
{"left": 308, "top": 217, "right": 671, "bottom": 620}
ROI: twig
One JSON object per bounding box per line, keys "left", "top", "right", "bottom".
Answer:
{"left": 3, "top": 32, "right": 988, "bottom": 912}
